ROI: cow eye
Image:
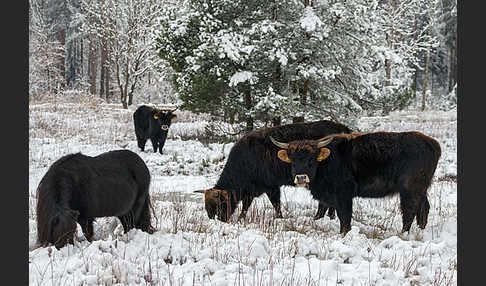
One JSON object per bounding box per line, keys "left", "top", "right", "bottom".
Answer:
{"left": 153, "top": 114, "right": 159, "bottom": 119}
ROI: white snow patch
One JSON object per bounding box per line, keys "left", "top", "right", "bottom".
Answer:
{"left": 300, "top": 6, "right": 322, "bottom": 33}
{"left": 229, "top": 71, "right": 255, "bottom": 87}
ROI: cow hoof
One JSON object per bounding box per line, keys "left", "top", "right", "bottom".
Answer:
{"left": 313, "top": 215, "right": 323, "bottom": 220}
{"left": 340, "top": 226, "right": 351, "bottom": 235}
{"left": 144, "top": 227, "right": 156, "bottom": 234}
{"left": 237, "top": 214, "right": 246, "bottom": 222}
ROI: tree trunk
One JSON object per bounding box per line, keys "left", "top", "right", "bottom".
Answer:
{"left": 105, "top": 46, "right": 111, "bottom": 101}
{"left": 99, "top": 36, "right": 107, "bottom": 98}
{"left": 422, "top": 1, "right": 436, "bottom": 111}
{"left": 413, "top": 68, "right": 418, "bottom": 98}
{"left": 122, "top": 63, "right": 130, "bottom": 109}
{"left": 448, "top": 46, "right": 456, "bottom": 92}
{"left": 302, "top": 79, "right": 309, "bottom": 105}
{"left": 272, "top": 117, "right": 281, "bottom": 126}
{"left": 296, "top": 0, "right": 314, "bottom": 122}
{"left": 128, "top": 91, "right": 134, "bottom": 106}
{"left": 385, "top": 59, "right": 391, "bottom": 86}
{"left": 243, "top": 88, "right": 253, "bottom": 131}
{"left": 80, "top": 39, "right": 83, "bottom": 77}
{"left": 385, "top": 0, "right": 397, "bottom": 87}
{"left": 453, "top": 40, "right": 457, "bottom": 88}
{"left": 88, "top": 18, "right": 96, "bottom": 95}
{"left": 447, "top": 47, "right": 452, "bottom": 92}
{"left": 422, "top": 46, "right": 431, "bottom": 111}
{"left": 121, "top": 92, "right": 128, "bottom": 109}
{"left": 59, "top": 29, "right": 66, "bottom": 89}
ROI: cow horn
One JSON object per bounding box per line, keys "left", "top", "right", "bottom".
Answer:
{"left": 317, "top": 137, "right": 334, "bottom": 148}
{"left": 269, "top": 136, "right": 289, "bottom": 149}
{"left": 159, "top": 106, "right": 178, "bottom": 113}
{"left": 193, "top": 190, "right": 205, "bottom": 194}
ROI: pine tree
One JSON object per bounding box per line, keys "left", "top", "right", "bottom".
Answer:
{"left": 157, "top": 0, "right": 438, "bottom": 129}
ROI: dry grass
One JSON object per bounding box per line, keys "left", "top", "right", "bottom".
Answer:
{"left": 29, "top": 98, "right": 457, "bottom": 286}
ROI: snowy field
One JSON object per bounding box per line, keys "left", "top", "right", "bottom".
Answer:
{"left": 29, "top": 99, "right": 457, "bottom": 286}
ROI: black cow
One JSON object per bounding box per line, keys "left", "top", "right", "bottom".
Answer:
{"left": 36, "top": 150, "right": 155, "bottom": 249}
{"left": 194, "top": 120, "right": 351, "bottom": 222}
{"left": 270, "top": 131, "right": 441, "bottom": 234}
{"left": 133, "top": 105, "right": 177, "bottom": 154}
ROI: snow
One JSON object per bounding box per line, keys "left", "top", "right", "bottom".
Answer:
{"left": 275, "top": 49, "right": 288, "bottom": 66}
{"left": 229, "top": 71, "right": 255, "bottom": 87}
{"left": 29, "top": 102, "right": 456, "bottom": 285}
{"left": 300, "top": 7, "right": 323, "bottom": 33}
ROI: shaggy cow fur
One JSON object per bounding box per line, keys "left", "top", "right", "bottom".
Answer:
{"left": 271, "top": 131, "right": 442, "bottom": 234}
{"left": 133, "top": 105, "right": 177, "bottom": 154}
{"left": 196, "top": 120, "right": 352, "bottom": 222}
{"left": 36, "top": 150, "right": 155, "bottom": 249}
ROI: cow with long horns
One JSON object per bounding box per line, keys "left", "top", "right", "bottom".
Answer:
{"left": 194, "top": 120, "right": 352, "bottom": 222}
{"left": 133, "top": 105, "right": 177, "bottom": 154}
{"left": 270, "top": 131, "right": 441, "bottom": 234}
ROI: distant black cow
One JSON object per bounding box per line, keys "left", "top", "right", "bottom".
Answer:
{"left": 36, "top": 150, "right": 155, "bottom": 249}
{"left": 194, "top": 120, "right": 351, "bottom": 222}
{"left": 270, "top": 131, "right": 441, "bottom": 234}
{"left": 133, "top": 105, "right": 177, "bottom": 154}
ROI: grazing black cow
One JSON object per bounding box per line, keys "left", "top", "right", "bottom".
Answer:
{"left": 133, "top": 105, "right": 177, "bottom": 154}
{"left": 270, "top": 131, "right": 441, "bottom": 234}
{"left": 194, "top": 120, "right": 351, "bottom": 222}
{"left": 36, "top": 150, "right": 155, "bottom": 249}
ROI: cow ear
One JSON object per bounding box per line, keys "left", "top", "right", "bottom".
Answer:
{"left": 277, "top": 150, "right": 291, "bottom": 163}
{"left": 171, "top": 114, "right": 177, "bottom": 121}
{"left": 317, "top": 148, "right": 331, "bottom": 162}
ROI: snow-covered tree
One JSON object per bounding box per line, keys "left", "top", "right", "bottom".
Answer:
{"left": 157, "top": 0, "right": 438, "bottom": 129}
{"left": 29, "top": 0, "right": 66, "bottom": 99}
{"left": 81, "top": 0, "right": 164, "bottom": 108}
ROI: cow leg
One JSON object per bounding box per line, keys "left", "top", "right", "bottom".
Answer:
{"left": 238, "top": 197, "right": 253, "bottom": 221}
{"left": 399, "top": 190, "right": 420, "bottom": 233}
{"left": 327, "top": 207, "right": 336, "bottom": 219}
{"left": 118, "top": 211, "right": 135, "bottom": 233}
{"left": 137, "top": 136, "right": 147, "bottom": 152}
{"left": 135, "top": 197, "right": 155, "bottom": 234}
{"left": 79, "top": 217, "right": 94, "bottom": 242}
{"left": 416, "top": 195, "right": 430, "bottom": 229}
{"left": 336, "top": 198, "right": 353, "bottom": 234}
{"left": 150, "top": 138, "right": 158, "bottom": 153}
{"left": 158, "top": 136, "right": 167, "bottom": 155}
{"left": 314, "top": 201, "right": 329, "bottom": 220}
{"left": 267, "top": 190, "right": 283, "bottom": 218}
{"left": 129, "top": 192, "right": 151, "bottom": 230}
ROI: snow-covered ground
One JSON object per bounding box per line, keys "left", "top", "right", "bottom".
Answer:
{"left": 29, "top": 100, "right": 457, "bottom": 286}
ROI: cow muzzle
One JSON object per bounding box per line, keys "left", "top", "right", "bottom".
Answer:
{"left": 161, "top": 125, "right": 169, "bottom": 131}
{"left": 294, "top": 174, "right": 310, "bottom": 188}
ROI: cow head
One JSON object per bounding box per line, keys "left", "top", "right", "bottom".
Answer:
{"left": 270, "top": 136, "right": 333, "bottom": 188}
{"left": 194, "top": 188, "right": 235, "bottom": 222}
{"left": 49, "top": 209, "right": 79, "bottom": 249}
{"left": 152, "top": 109, "right": 177, "bottom": 131}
